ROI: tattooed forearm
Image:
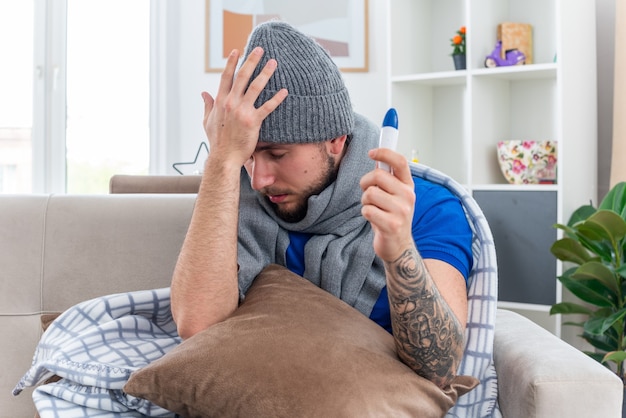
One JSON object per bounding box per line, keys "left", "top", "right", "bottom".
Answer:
{"left": 385, "top": 247, "right": 464, "bottom": 388}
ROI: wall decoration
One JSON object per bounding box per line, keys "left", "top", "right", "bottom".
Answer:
{"left": 205, "top": 0, "right": 368, "bottom": 72}
{"left": 173, "top": 142, "right": 209, "bottom": 175}
{"left": 484, "top": 23, "right": 532, "bottom": 68}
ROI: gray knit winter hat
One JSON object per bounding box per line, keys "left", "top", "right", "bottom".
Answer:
{"left": 241, "top": 21, "right": 354, "bottom": 143}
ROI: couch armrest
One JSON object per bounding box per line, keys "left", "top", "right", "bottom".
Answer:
{"left": 494, "top": 309, "right": 623, "bottom": 418}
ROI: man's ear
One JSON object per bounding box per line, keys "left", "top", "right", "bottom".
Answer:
{"left": 327, "top": 135, "right": 348, "bottom": 156}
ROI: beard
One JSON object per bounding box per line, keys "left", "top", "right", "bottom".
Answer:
{"left": 266, "top": 152, "right": 339, "bottom": 223}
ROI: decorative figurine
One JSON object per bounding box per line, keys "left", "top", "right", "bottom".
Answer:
{"left": 484, "top": 40, "right": 525, "bottom": 67}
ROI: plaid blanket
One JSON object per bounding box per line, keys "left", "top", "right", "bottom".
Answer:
{"left": 13, "top": 163, "right": 500, "bottom": 417}
{"left": 411, "top": 164, "right": 501, "bottom": 418}
{"left": 13, "top": 288, "right": 179, "bottom": 417}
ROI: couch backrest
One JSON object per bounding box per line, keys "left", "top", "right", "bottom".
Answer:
{"left": 1, "top": 194, "right": 196, "bottom": 312}
{"left": 109, "top": 175, "right": 202, "bottom": 194}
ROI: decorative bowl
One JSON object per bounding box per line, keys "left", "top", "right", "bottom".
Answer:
{"left": 497, "top": 140, "right": 557, "bottom": 184}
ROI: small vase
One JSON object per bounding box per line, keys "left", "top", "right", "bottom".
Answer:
{"left": 453, "top": 54, "right": 466, "bottom": 70}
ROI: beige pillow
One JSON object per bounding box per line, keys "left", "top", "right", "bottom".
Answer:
{"left": 124, "top": 264, "right": 477, "bottom": 417}
{"left": 41, "top": 312, "right": 62, "bottom": 332}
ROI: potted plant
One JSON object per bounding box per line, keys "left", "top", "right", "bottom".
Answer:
{"left": 450, "top": 26, "right": 466, "bottom": 70}
{"left": 550, "top": 181, "right": 626, "bottom": 385}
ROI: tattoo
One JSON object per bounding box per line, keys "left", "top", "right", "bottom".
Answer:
{"left": 386, "top": 247, "right": 464, "bottom": 388}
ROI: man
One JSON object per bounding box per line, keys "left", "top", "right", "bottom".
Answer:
{"left": 171, "top": 21, "right": 472, "bottom": 389}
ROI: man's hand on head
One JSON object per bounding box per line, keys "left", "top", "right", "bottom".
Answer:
{"left": 201, "top": 47, "right": 288, "bottom": 169}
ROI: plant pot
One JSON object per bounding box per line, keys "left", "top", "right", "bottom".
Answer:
{"left": 453, "top": 54, "right": 466, "bottom": 70}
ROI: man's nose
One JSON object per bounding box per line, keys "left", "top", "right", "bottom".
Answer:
{"left": 248, "top": 158, "right": 275, "bottom": 191}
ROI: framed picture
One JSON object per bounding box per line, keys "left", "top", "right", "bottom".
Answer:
{"left": 205, "top": 0, "right": 368, "bottom": 72}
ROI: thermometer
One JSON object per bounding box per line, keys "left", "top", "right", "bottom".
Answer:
{"left": 377, "top": 108, "right": 399, "bottom": 172}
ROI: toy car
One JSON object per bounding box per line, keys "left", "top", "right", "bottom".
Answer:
{"left": 484, "top": 40, "right": 526, "bottom": 67}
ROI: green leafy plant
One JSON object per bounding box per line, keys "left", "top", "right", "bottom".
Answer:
{"left": 550, "top": 182, "right": 626, "bottom": 384}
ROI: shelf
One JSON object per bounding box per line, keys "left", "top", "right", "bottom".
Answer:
{"left": 498, "top": 301, "right": 553, "bottom": 313}
{"left": 391, "top": 63, "right": 557, "bottom": 84}
{"left": 471, "top": 184, "right": 558, "bottom": 192}
{"left": 471, "top": 63, "right": 557, "bottom": 80}
{"left": 391, "top": 71, "right": 466, "bottom": 86}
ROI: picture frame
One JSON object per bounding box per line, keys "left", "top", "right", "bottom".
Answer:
{"left": 205, "top": 0, "right": 368, "bottom": 73}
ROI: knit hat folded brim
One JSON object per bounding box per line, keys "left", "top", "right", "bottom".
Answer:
{"left": 242, "top": 21, "right": 354, "bottom": 143}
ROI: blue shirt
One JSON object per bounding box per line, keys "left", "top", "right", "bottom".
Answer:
{"left": 285, "top": 176, "right": 473, "bottom": 334}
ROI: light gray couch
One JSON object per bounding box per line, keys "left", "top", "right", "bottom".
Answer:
{"left": 1, "top": 193, "right": 623, "bottom": 417}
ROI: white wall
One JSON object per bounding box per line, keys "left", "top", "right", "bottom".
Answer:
{"left": 595, "top": 0, "right": 615, "bottom": 200}
{"left": 167, "top": 0, "right": 389, "bottom": 172}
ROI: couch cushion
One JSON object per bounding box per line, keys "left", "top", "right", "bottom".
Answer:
{"left": 124, "top": 264, "right": 477, "bottom": 417}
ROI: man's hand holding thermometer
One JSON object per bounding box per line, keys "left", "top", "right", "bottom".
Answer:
{"left": 377, "top": 108, "right": 399, "bottom": 172}
{"left": 364, "top": 107, "right": 415, "bottom": 263}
